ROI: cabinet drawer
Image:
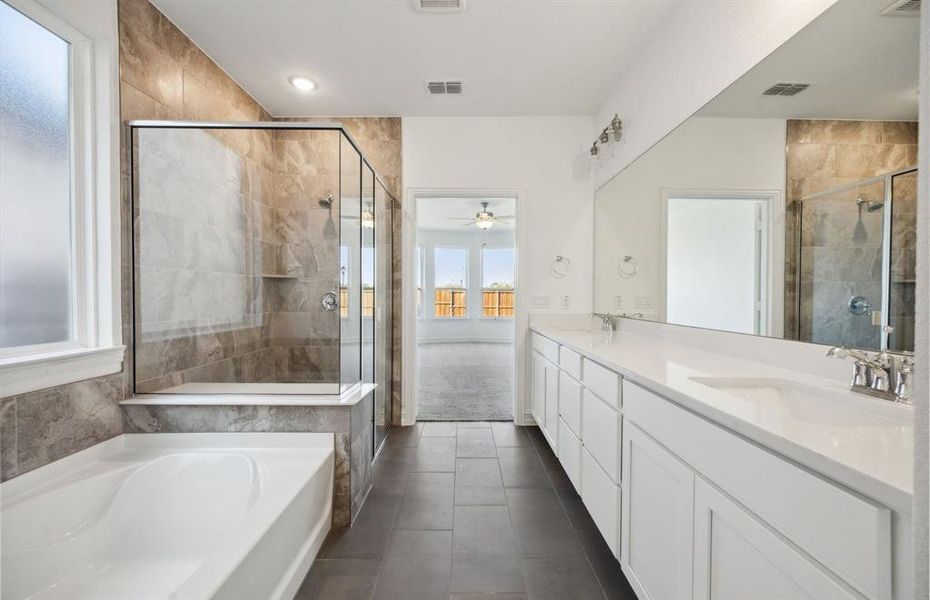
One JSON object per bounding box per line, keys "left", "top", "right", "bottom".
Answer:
{"left": 581, "top": 390, "right": 620, "bottom": 483}
{"left": 623, "top": 380, "right": 892, "bottom": 600}
{"left": 531, "top": 332, "right": 559, "bottom": 364}
{"left": 583, "top": 358, "right": 620, "bottom": 409}
{"left": 559, "top": 346, "right": 582, "bottom": 380}
{"left": 558, "top": 418, "right": 582, "bottom": 493}
{"left": 582, "top": 447, "right": 619, "bottom": 556}
{"left": 558, "top": 371, "right": 582, "bottom": 436}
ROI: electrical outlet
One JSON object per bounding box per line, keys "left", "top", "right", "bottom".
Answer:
{"left": 532, "top": 295, "right": 551, "bottom": 308}
{"left": 614, "top": 295, "right": 623, "bottom": 310}
{"left": 561, "top": 295, "right": 571, "bottom": 309}
{"left": 634, "top": 296, "right": 655, "bottom": 310}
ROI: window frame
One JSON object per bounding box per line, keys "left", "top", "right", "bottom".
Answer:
{"left": 0, "top": 0, "right": 123, "bottom": 396}
{"left": 431, "top": 245, "right": 469, "bottom": 319}
{"left": 479, "top": 245, "right": 515, "bottom": 320}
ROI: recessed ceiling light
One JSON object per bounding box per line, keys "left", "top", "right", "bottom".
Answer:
{"left": 289, "top": 75, "right": 317, "bottom": 92}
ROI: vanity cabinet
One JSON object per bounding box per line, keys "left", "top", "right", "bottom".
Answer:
{"left": 527, "top": 327, "right": 906, "bottom": 600}
{"left": 621, "top": 422, "right": 694, "bottom": 600}
{"left": 692, "top": 479, "right": 857, "bottom": 600}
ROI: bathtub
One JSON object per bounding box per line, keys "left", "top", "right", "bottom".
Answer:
{"left": 1, "top": 433, "right": 333, "bottom": 600}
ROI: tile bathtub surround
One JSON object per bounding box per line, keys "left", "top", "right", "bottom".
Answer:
{"left": 123, "top": 393, "right": 375, "bottom": 527}
{"left": 0, "top": 374, "right": 125, "bottom": 481}
{"left": 785, "top": 119, "right": 918, "bottom": 346}
{"left": 298, "top": 421, "right": 636, "bottom": 600}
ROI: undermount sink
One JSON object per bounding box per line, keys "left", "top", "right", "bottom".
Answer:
{"left": 688, "top": 376, "right": 909, "bottom": 426}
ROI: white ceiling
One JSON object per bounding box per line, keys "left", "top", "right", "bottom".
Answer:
{"left": 698, "top": 0, "right": 920, "bottom": 120}
{"left": 151, "top": 0, "right": 677, "bottom": 117}
{"left": 417, "top": 197, "right": 515, "bottom": 231}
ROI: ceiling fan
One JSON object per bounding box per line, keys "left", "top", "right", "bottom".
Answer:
{"left": 447, "top": 201, "right": 514, "bottom": 230}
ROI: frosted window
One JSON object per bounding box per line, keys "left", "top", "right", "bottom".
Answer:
{"left": 0, "top": 2, "right": 73, "bottom": 349}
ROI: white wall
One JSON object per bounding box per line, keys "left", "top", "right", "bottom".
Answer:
{"left": 594, "top": 117, "right": 787, "bottom": 321}
{"left": 403, "top": 117, "right": 594, "bottom": 312}
{"left": 403, "top": 116, "right": 593, "bottom": 425}
{"left": 592, "top": 0, "right": 834, "bottom": 188}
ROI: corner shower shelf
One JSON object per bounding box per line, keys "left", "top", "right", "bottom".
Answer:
{"left": 261, "top": 273, "right": 300, "bottom": 279}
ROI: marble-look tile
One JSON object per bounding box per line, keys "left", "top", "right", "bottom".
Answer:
{"left": 13, "top": 374, "right": 124, "bottom": 476}
{"left": 807, "top": 119, "right": 883, "bottom": 145}
{"left": 882, "top": 121, "right": 918, "bottom": 144}
{"left": 1, "top": 399, "right": 17, "bottom": 481}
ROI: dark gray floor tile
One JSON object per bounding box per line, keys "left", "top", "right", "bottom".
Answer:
{"left": 373, "top": 530, "right": 453, "bottom": 600}
{"left": 385, "top": 424, "right": 422, "bottom": 448}
{"left": 422, "top": 422, "right": 458, "bottom": 437}
{"left": 450, "top": 595, "right": 527, "bottom": 600}
{"left": 506, "top": 488, "right": 584, "bottom": 558}
{"left": 413, "top": 436, "right": 457, "bottom": 472}
{"left": 455, "top": 458, "right": 506, "bottom": 506}
{"left": 576, "top": 526, "right": 637, "bottom": 600}
{"left": 522, "top": 557, "right": 606, "bottom": 600}
{"left": 457, "top": 421, "right": 492, "bottom": 428}
{"left": 373, "top": 445, "right": 416, "bottom": 493}
{"left": 450, "top": 505, "right": 524, "bottom": 594}
{"left": 396, "top": 471, "right": 455, "bottom": 530}
{"left": 456, "top": 427, "right": 498, "bottom": 458}
{"left": 498, "top": 446, "right": 551, "bottom": 489}
{"left": 555, "top": 487, "right": 598, "bottom": 531}
{"left": 319, "top": 486, "right": 403, "bottom": 559}
{"left": 295, "top": 558, "right": 381, "bottom": 600}
{"left": 491, "top": 422, "right": 531, "bottom": 447}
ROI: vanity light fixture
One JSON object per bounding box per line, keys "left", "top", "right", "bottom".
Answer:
{"left": 590, "top": 113, "right": 623, "bottom": 159}
{"left": 289, "top": 75, "right": 318, "bottom": 92}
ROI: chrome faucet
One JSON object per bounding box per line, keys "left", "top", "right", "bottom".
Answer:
{"left": 590, "top": 312, "right": 617, "bottom": 332}
{"left": 826, "top": 346, "right": 912, "bottom": 404}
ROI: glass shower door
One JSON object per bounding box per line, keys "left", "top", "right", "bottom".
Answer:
{"left": 798, "top": 180, "right": 885, "bottom": 350}
{"left": 374, "top": 178, "right": 393, "bottom": 451}
{"left": 340, "top": 135, "right": 362, "bottom": 392}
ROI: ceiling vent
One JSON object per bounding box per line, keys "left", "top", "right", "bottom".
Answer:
{"left": 762, "top": 82, "right": 810, "bottom": 97}
{"left": 416, "top": 0, "right": 465, "bottom": 12}
{"left": 426, "top": 80, "right": 463, "bottom": 95}
{"left": 881, "top": 0, "right": 920, "bottom": 16}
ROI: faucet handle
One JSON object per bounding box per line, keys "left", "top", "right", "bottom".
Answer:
{"left": 894, "top": 356, "right": 914, "bottom": 403}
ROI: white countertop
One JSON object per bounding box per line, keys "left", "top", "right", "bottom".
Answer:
{"left": 531, "top": 324, "right": 913, "bottom": 512}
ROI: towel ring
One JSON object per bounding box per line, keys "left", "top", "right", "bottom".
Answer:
{"left": 618, "top": 255, "right": 638, "bottom": 278}
{"left": 550, "top": 255, "right": 571, "bottom": 279}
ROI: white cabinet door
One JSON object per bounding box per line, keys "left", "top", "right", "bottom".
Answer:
{"left": 621, "top": 422, "right": 694, "bottom": 600}
{"left": 582, "top": 447, "right": 619, "bottom": 556}
{"left": 544, "top": 359, "right": 559, "bottom": 453}
{"left": 693, "top": 479, "right": 858, "bottom": 600}
{"left": 558, "top": 371, "right": 582, "bottom": 437}
{"left": 532, "top": 351, "right": 546, "bottom": 428}
{"left": 558, "top": 418, "right": 582, "bottom": 493}
{"left": 581, "top": 390, "right": 620, "bottom": 483}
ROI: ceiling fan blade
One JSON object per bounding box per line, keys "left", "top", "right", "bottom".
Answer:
{"left": 446, "top": 217, "right": 477, "bottom": 221}
{"left": 494, "top": 215, "right": 515, "bottom": 220}
{"left": 461, "top": 221, "right": 478, "bottom": 227}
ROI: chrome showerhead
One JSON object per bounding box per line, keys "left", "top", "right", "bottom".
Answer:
{"left": 319, "top": 194, "right": 334, "bottom": 209}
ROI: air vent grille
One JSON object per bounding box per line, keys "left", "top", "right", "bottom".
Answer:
{"left": 417, "top": 0, "right": 465, "bottom": 11}
{"left": 762, "top": 82, "right": 810, "bottom": 97}
{"left": 426, "top": 80, "right": 463, "bottom": 95}
{"left": 881, "top": 0, "right": 920, "bottom": 16}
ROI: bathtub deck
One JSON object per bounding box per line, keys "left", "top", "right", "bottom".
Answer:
{"left": 295, "top": 422, "right": 636, "bottom": 600}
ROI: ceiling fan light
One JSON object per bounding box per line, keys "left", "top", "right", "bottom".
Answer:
{"left": 476, "top": 219, "right": 494, "bottom": 230}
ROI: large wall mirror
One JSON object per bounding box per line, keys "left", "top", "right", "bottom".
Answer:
{"left": 594, "top": 0, "right": 919, "bottom": 354}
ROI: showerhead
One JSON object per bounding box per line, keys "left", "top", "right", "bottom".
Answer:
{"left": 319, "top": 194, "right": 334, "bottom": 209}
{"left": 856, "top": 197, "right": 883, "bottom": 212}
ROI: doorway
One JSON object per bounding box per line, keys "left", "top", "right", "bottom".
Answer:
{"left": 411, "top": 196, "right": 517, "bottom": 421}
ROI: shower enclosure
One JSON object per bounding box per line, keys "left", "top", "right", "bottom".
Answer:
{"left": 130, "top": 122, "right": 393, "bottom": 449}
{"left": 796, "top": 166, "right": 916, "bottom": 353}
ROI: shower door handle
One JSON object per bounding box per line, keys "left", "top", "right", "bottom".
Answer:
{"left": 321, "top": 292, "right": 339, "bottom": 312}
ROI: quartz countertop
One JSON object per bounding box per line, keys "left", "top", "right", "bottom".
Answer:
{"left": 531, "top": 324, "right": 913, "bottom": 512}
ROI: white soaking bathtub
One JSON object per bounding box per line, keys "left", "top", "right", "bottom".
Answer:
{"left": 1, "top": 433, "right": 333, "bottom": 600}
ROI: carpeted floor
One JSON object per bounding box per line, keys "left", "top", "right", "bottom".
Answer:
{"left": 416, "top": 342, "right": 514, "bottom": 420}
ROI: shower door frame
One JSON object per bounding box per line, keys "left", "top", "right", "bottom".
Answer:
{"left": 127, "top": 121, "right": 395, "bottom": 402}
{"left": 796, "top": 165, "right": 917, "bottom": 351}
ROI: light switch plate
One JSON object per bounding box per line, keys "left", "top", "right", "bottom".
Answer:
{"left": 561, "top": 295, "right": 571, "bottom": 309}
{"left": 532, "top": 295, "right": 551, "bottom": 308}
{"left": 634, "top": 296, "right": 655, "bottom": 310}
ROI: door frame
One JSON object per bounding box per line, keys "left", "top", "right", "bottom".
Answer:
{"left": 402, "top": 188, "right": 528, "bottom": 425}
{"left": 659, "top": 188, "right": 784, "bottom": 337}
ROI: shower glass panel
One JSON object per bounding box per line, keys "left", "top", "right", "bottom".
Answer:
{"left": 130, "top": 123, "right": 392, "bottom": 396}
{"left": 888, "top": 170, "right": 917, "bottom": 352}
{"left": 374, "top": 178, "right": 393, "bottom": 451}
{"left": 361, "top": 165, "right": 375, "bottom": 393}
{"left": 797, "top": 167, "right": 917, "bottom": 352}
{"left": 340, "top": 136, "right": 362, "bottom": 392}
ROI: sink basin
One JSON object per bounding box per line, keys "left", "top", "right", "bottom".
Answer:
{"left": 688, "top": 376, "right": 909, "bottom": 426}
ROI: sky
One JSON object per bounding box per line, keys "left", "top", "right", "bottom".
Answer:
{"left": 432, "top": 246, "right": 514, "bottom": 288}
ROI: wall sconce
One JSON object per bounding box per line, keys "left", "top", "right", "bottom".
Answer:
{"left": 590, "top": 113, "right": 623, "bottom": 159}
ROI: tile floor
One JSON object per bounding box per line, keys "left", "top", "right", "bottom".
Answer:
{"left": 296, "top": 421, "right": 637, "bottom": 600}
